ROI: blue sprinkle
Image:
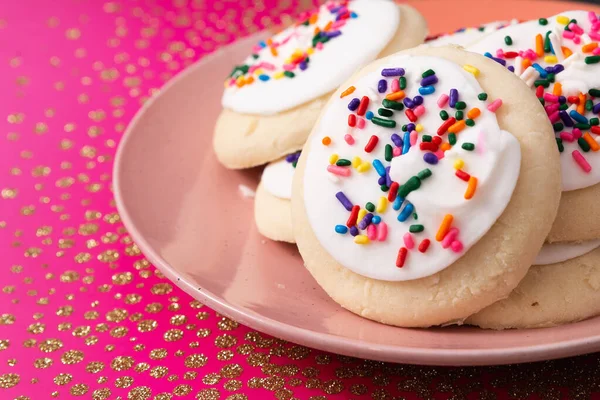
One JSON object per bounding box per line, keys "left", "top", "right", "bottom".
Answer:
{"left": 419, "top": 85, "right": 435, "bottom": 95}
{"left": 570, "top": 110, "right": 589, "bottom": 124}
{"left": 258, "top": 41, "right": 267, "bottom": 48}
{"left": 484, "top": 52, "right": 493, "bottom": 59}
{"left": 372, "top": 159, "right": 386, "bottom": 177}
{"left": 392, "top": 195, "right": 404, "bottom": 211}
{"left": 348, "top": 98, "right": 360, "bottom": 111}
{"left": 350, "top": 12, "right": 358, "bottom": 18}
{"left": 258, "top": 74, "right": 270, "bottom": 81}
{"left": 423, "top": 153, "right": 438, "bottom": 165}
{"left": 402, "top": 131, "right": 411, "bottom": 154}
{"left": 397, "top": 203, "right": 414, "bottom": 222}
{"left": 378, "top": 79, "right": 388, "bottom": 94}
{"left": 349, "top": 226, "right": 359, "bottom": 236}
{"left": 532, "top": 63, "right": 547, "bottom": 78}
{"left": 372, "top": 216, "right": 381, "bottom": 224}
{"left": 391, "top": 133, "right": 403, "bottom": 147}
{"left": 335, "top": 225, "right": 348, "bottom": 234}
{"left": 365, "top": 111, "right": 374, "bottom": 120}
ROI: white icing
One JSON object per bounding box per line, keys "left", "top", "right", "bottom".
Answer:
{"left": 238, "top": 184, "right": 256, "bottom": 198}
{"left": 426, "top": 20, "right": 517, "bottom": 48}
{"left": 222, "top": 0, "right": 400, "bottom": 115}
{"left": 534, "top": 239, "right": 600, "bottom": 265}
{"left": 303, "top": 55, "right": 521, "bottom": 281}
{"left": 262, "top": 158, "right": 295, "bottom": 199}
{"left": 468, "top": 11, "right": 600, "bottom": 191}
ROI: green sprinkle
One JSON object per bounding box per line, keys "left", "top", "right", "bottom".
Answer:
{"left": 422, "top": 69, "right": 435, "bottom": 78}
{"left": 422, "top": 135, "right": 432, "bottom": 142}
{"left": 455, "top": 101, "right": 466, "bottom": 110}
{"left": 504, "top": 36, "right": 513, "bottom": 45}
{"left": 534, "top": 79, "right": 549, "bottom": 88}
{"left": 556, "top": 138, "right": 564, "bottom": 153}
{"left": 385, "top": 144, "right": 393, "bottom": 162}
{"left": 465, "top": 119, "right": 475, "bottom": 127}
{"left": 378, "top": 108, "right": 393, "bottom": 117}
{"left": 402, "top": 125, "right": 408, "bottom": 132}
{"left": 409, "top": 224, "right": 424, "bottom": 233}
{"left": 336, "top": 159, "right": 351, "bottom": 167}
{"left": 461, "top": 143, "right": 475, "bottom": 151}
{"left": 546, "top": 73, "right": 555, "bottom": 83}
{"left": 413, "top": 212, "right": 418, "bottom": 220}
{"left": 283, "top": 71, "right": 295, "bottom": 78}
{"left": 578, "top": 137, "right": 591, "bottom": 152}
{"left": 399, "top": 76, "right": 407, "bottom": 90}
{"left": 589, "top": 89, "right": 600, "bottom": 97}
{"left": 539, "top": 98, "right": 545, "bottom": 106}
{"left": 398, "top": 176, "right": 421, "bottom": 198}
{"left": 591, "top": 118, "right": 599, "bottom": 126}
{"left": 455, "top": 111, "right": 464, "bottom": 121}
{"left": 380, "top": 184, "right": 389, "bottom": 192}
{"left": 382, "top": 99, "right": 404, "bottom": 110}
{"left": 544, "top": 31, "right": 551, "bottom": 53}
{"left": 417, "top": 169, "right": 432, "bottom": 180}
{"left": 559, "top": 103, "right": 568, "bottom": 111}
{"left": 440, "top": 110, "right": 449, "bottom": 120}
{"left": 553, "top": 122, "right": 564, "bottom": 132}
{"left": 448, "top": 133, "right": 457, "bottom": 145}
{"left": 292, "top": 161, "right": 298, "bottom": 168}
{"left": 586, "top": 100, "right": 594, "bottom": 112}
{"left": 478, "top": 92, "right": 488, "bottom": 101}
{"left": 575, "top": 123, "right": 591, "bottom": 130}
{"left": 585, "top": 56, "right": 600, "bottom": 64}
{"left": 371, "top": 117, "right": 396, "bottom": 128}
{"left": 539, "top": 18, "right": 548, "bottom": 25}
{"left": 365, "top": 202, "right": 375, "bottom": 213}
{"left": 251, "top": 54, "right": 259, "bottom": 59}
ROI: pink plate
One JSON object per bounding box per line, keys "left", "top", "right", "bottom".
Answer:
{"left": 114, "top": 0, "right": 600, "bottom": 366}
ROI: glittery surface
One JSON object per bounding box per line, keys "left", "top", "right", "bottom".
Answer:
{"left": 3, "top": 0, "right": 600, "bottom": 399}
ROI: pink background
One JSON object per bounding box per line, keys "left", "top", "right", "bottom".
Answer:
{"left": 2, "top": 1, "right": 600, "bottom": 399}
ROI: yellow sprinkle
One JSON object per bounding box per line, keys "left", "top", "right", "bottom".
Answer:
{"left": 454, "top": 159, "right": 464, "bottom": 170}
{"left": 463, "top": 64, "right": 480, "bottom": 76}
{"left": 377, "top": 197, "right": 388, "bottom": 213}
{"left": 357, "top": 209, "right": 367, "bottom": 222}
{"left": 284, "top": 57, "right": 293, "bottom": 64}
{"left": 253, "top": 68, "right": 264, "bottom": 76}
{"left": 357, "top": 162, "right": 370, "bottom": 173}
{"left": 352, "top": 156, "right": 362, "bottom": 168}
{"left": 274, "top": 72, "right": 285, "bottom": 80}
{"left": 415, "top": 124, "right": 424, "bottom": 132}
{"left": 556, "top": 15, "right": 570, "bottom": 25}
{"left": 329, "top": 154, "right": 339, "bottom": 165}
{"left": 307, "top": 48, "right": 315, "bottom": 55}
{"left": 354, "top": 235, "right": 369, "bottom": 245}
{"left": 544, "top": 55, "right": 558, "bottom": 64}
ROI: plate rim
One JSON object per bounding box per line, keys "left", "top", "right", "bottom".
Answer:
{"left": 113, "top": 31, "right": 600, "bottom": 367}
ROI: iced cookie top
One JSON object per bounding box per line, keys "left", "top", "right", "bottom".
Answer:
{"left": 302, "top": 54, "right": 521, "bottom": 281}
{"left": 261, "top": 152, "right": 300, "bottom": 200}
{"left": 469, "top": 11, "right": 600, "bottom": 191}
{"left": 426, "top": 20, "right": 517, "bottom": 48}
{"left": 534, "top": 240, "right": 600, "bottom": 265}
{"left": 221, "top": 0, "right": 400, "bottom": 115}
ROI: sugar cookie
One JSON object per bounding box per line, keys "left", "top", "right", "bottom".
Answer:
{"left": 468, "top": 10, "right": 600, "bottom": 242}
{"left": 292, "top": 45, "right": 561, "bottom": 327}
{"left": 213, "top": 0, "right": 428, "bottom": 169}
{"left": 426, "top": 20, "right": 518, "bottom": 48}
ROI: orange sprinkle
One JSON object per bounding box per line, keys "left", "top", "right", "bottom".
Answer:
{"left": 270, "top": 46, "right": 278, "bottom": 57}
{"left": 245, "top": 76, "right": 255, "bottom": 85}
{"left": 583, "top": 133, "right": 600, "bottom": 151}
{"left": 266, "top": 38, "right": 273, "bottom": 46}
{"left": 467, "top": 108, "right": 481, "bottom": 120}
{"left": 440, "top": 143, "right": 452, "bottom": 151}
{"left": 578, "top": 93, "right": 586, "bottom": 115}
{"left": 324, "top": 21, "right": 333, "bottom": 31}
{"left": 322, "top": 136, "right": 331, "bottom": 146}
{"left": 535, "top": 34, "right": 544, "bottom": 57}
{"left": 309, "top": 14, "right": 318, "bottom": 24}
{"left": 340, "top": 86, "right": 356, "bottom": 98}
{"left": 553, "top": 82, "right": 562, "bottom": 96}
{"left": 314, "top": 27, "right": 320, "bottom": 35}
{"left": 448, "top": 120, "right": 466, "bottom": 134}
{"left": 385, "top": 90, "right": 406, "bottom": 101}
{"left": 582, "top": 43, "right": 598, "bottom": 53}
{"left": 522, "top": 58, "right": 532, "bottom": 69}
{"left": 464, "top": 176, "right": 478, "bottom": 200}
{"left": 435, "top": 214, "right": 454, "bottom": 242}
{"left": 235, "top": 77, "right": 245, "bottom": 88}
{"left": 562, "top": 46, "right": 573, "bottom": 58}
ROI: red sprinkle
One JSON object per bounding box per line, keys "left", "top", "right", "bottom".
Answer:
{"left": 419, "top": 142, "right": 438, "bottom": 152}
{"left": 437, "top": 117, "right": 456, "bottom": 136}
{"left": 568, "top": 96, "right": 580, "bottom": 104}
{"left": 405, "top": 109, "right": 417, "bottom": 122}
{"left": 418, "top": 239, "right": 431, "bottom": 253}
{"left": 504, "top": 51, "right": 519, "bottom": 58}
{"left": 364, "top": 135, "right": 379, "bottom": 153}
{"left": 388, "top": 182, "right": 399, "bottom": 201}
{"left": 455, "top": 170, "right": 471, "bottom": 181}
{"left": 431, "top": 136, "right": 442, "bottom": 145}
{"left": 346, "top": 205, "right": 359, "bottom": 227}
{"left": 535, "top": 85, "right": 544, "bottom": 98}
{"left": 357, "top": 96, "right": 369, "bottom": 116}
{"left": 396, "top": 247, "right": 408, "bottom": 268}
{"left": 591, "top": 126, "right": 600, "bottom": 135}
{"left": 348, "top": 114, "right": 356, "bottom": 127}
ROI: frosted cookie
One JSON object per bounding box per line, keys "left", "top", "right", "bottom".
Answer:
{"left": 254, "top": 152, "right": 299, "bottom": 243}
{"left": 425, "top": 20, "right": 517, "bottom": 48}
{"left": 468, "top": 240, "right": 600, "bottom": 329}
{"left": 292, "top": 45, "right": 561, "bottom": 328}
{"left": 213, "top": 0, "right": 428, "bottom": 169}
{"left": 468, "top": 11, "right": 600, "bottom": 242}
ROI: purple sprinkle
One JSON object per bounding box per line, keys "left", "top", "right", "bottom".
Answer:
{"left": 349, "top": 226, "right": 359, "bottom": 236}
{"left": 381, "top": 68, "right": 405, "bottom": 77}
{"left": 385, "top": 166, "right": 392, "bottom": 187}
{"left": 559, "top": 96, "right": 567, "bottom": 104}
{"left": 507, "top": 66, "right": 515, "bottom": 73}
{"left": 559, "top": 110, "right": 574, "bottom": 127}
{"left": 325, "top": 30, "right": 342, "bottom": 39}
{"left": 285, "top": 152, "right": 301, "bottom": 163}
{"left": 403, "top": 98, "right": 415, "bottom": 109}
{"left": 449, "top": 89, "right": 459, "bottom": 108}
{"left": 593, "top": 103, "right": 600, "bottom": 114}
{"left": 391, "top": 133, "right": 403, "bottom": 147}
{"left": 421, "top": 75, "right": 438, "bottom": 86}
{"left": 378, "top": 176, "right": 386, "bottom": 185}
{"left": 406, "top": 123, "right": 416, "bottom": 132}
{"left": 348, "top": 98, "right": 360, "bottom": 111}
{"left": 378, "top": 79, "right": 388, "bottom": 93}
{"left": 492, "top": 56, "right": 507, "bottom": 66}
{"left": 329, "top": 5, "right": 342, "bottom": 13}
{"left": 358, "top": 213, "right": 374, "bottom": 230}
{"left": 553, "top": 64, "right": 565, "bottom": 74}
{"left": 423, "top": 153, "right": 439, "bottom": 165}
{"left": 335, "top": 191, "right": 353, "bottom": 211}
{"left": 545, "top": 66, "right": 554, "bottom": 73}
{"left": 413, "top": 96, "right": 423, "bottom": 106}
{"left": 299, "top": 61, "right": 308, "bottom": 71}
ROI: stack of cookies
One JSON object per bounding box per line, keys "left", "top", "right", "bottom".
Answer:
{"left": 214, "top": 1, "right": 600, "bottom": 330}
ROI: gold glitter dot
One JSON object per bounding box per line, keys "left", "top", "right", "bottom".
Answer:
{"left": 170, "top": 315, "right": 187, "bottom": 326}
{"left": 70, "top": 383, "right": 89, "bottom": 396}
{"left": 56, "top": 305, "right": 74, "bottom": 317}
{"left": 34, "top": 357, "right": 53, "bottom": 369}
{"left": 151, "top": 283, "right": 173, "bottom": 295}
{"left": 173, "top": 384, "right": 192, "bottom": 396}
{"left": 39, "top": 339, "right": 63, "bottom": 353}
{"left": 221, "top": 364, "right": 243, "bottom": 378}
{"left": 92, "top": 388, "right": 111, "bottom": 400}
{"left": 184, "top": 354, "right": 207, "bottom": 368}
{"left": 196, "top": 388, "right": 220, "bottom": 400}
{"left": 106, "top": 308, "right": 128, "bottom": 322}
{"left": 236, "top": 344, "right": 253, "bottom": 355}
{"left": 0, "top": 373, "right": 20, "bottom": 388}
{"left": 85, "top": 336, "right": 99, "bottom": 346}
{"left": 154, "top": 394, "right": 172, "bottom": 400}
{"left": 27, "top": 322, "right": 45, "bottom": 334}
{"left": 137, "top": 319, "right": 157, "bottom": 332}
{"left": 86, "top": 361, "right": 105, "bottom": 374}
{"left": 149, "top": 366, "right": 168, "bottom": 379}
{"left": 61, "top": 350, "right": 84, "bottom": 365}
{"left": 149, "top": 349, "right": 167, "bottom": 360}
{"left": 111, "top": 356, "right": 134, "bottom": 371}
{"left": 202, "top": 373, "right": 221, "bottom": 385}
{"left": 126, "top": 294, "right": 142, "bottom": 304}
{"left": 112, "top": 271, "right": 133, "bottom": 285}
{"left": 164, "top": 329, "right": 184, "bottom": 342}
{"left": 0, "top": 340, "right": 9, "bottom": 351}
{"left": 224, "top": 379, "right": 242, "bottom": 392}
{"left": 128, "top": 386, "right": 151, "bottom": 399}
{"left": 134, "top": 362, "right": 150, "bottom": 373}
{"left": 215, "top": 334, "right": 237, "bottom": 348}
{"left": 114, "top": 376, "right": 134, "bottom": 388}
{"left": 1, "top": 188, "right": 18, "bottom": 199}
{"left": 218, "top": 318, "right": 239, "bottom": 331}
{"left": 196, "top": 312, "right": 210, "bottom": 320}
{"left": 110, "top": 326, "right": 129, "bottom": 337}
